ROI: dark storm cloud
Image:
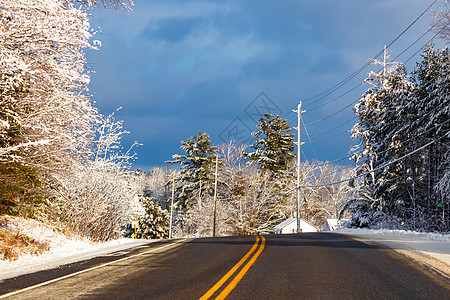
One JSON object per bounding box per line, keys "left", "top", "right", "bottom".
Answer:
{"left": 142, "top": 17, "right": 204, "bottom": 43}
{"left": 86, "top": 0, "right": 439, "bottom": 169}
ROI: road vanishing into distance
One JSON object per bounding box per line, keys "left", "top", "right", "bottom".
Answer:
{"left": 1, "top": 233, "right": 449, "bottom": 299}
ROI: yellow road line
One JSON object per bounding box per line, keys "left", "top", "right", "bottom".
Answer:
{"left": 0, "top": 239, "right": 190, "bottom": 299}
{"left": 199, "top": 236, "right": 260, "bottom": 300}
{"left": 215, "top": 236, "right": 266, "bottom": 300}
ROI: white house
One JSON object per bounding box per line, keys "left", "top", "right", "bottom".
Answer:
{"left": 274, "top": 217, "right": 318, "bottom": 234}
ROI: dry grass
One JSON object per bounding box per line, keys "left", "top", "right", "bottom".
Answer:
{"left": 0, "top": 229, "right": 49, "bottom": 261}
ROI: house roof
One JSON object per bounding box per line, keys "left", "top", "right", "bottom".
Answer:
{"left": 274, "top": 217, "right": 296, "bottom": 230}
{"left": 274, "top": 217, "right": 319, "bottom": 231}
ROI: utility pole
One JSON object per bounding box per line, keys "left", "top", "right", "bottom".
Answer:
{"left": 383, "top": 45, "right": 387, "bottom": 75}
{"left": 293, "top": 102, "right": 303, "bottom": 234}
{"left": 169, "top": 176, "right": 175, "bottom": 239}
{"left": 212, "top": 154, "right": 219, "bottom": 237}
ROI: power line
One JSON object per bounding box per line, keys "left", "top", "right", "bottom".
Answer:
{"left": 216, "top": 127, "right": 446, "bottom": 213}
{"left": 301, "top": 117, "right": 450, "bottom": 186}
{"left": 284, "top": 1, "right": 439, "bottom": 133}
{"left": 295, "top": 24, "right": 444, "bottom": 135}
{"left": 304, "top": 98, "right": 357, "bottom": 127}
{"left": 301, "top": 117, "right": 317, "bottom": 157}
{"left": 299, "top": 136, "right": 442, "bottom": 188}
{"left": 301, "top": 116, "right": 357, "bottom": 143}
{"left": 404, "top": 27, "right": 445, "bottom": 64}
{"left": 298, "top": 0, "right": 438, "bottom": 105}
{"left": 306, "top": 83, "right": 365, "bottom": 112}
{"left": 300, "top": 19, "right": 442, "bottom": 116}
{"left": 303, "top": 117, "right": 450, "bottom": 187}
{"left": 217, "top": 187, "right": 296, "bottom": 214}
{"left": 392, "top": 19, "right": 443, "bottom": 62}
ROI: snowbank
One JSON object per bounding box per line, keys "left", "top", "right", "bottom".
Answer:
{"left": 335, "top": 227, "right": 450, "bottom": 242}
{"left": 0, "top": 216, "right": 151, "bottom": 281}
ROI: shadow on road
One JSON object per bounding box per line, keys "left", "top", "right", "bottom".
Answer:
{"left": 184, "top": 232, "right": 386, "bottom": 250}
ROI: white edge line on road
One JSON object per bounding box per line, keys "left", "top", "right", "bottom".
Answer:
{"left": 0, "top": 238, "right": 191, "bottom": 299}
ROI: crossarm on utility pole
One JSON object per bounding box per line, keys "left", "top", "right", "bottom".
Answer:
{"left": 293, "top": 102, "right": 303, "bottom": 234}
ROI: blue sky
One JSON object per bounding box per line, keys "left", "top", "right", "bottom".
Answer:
{"left": 86, "top": 0, "right": 444, "bottom": 169}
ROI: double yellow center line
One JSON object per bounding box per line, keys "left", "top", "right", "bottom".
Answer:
{"left": 200, "top": 235, "right": 266, "bottom": 300}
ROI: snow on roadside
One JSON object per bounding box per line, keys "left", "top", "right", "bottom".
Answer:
{"left": 0, "top": 216, "right": 151, "bottom": 281}
{"left": 335, "top": 227, "right": 450, "bottom": 274}
{"left": 335, "top": 227, "right": 450, "bottom": 242}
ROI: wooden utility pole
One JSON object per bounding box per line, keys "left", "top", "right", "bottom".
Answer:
{"left": 169, "top": 177, "right": 175, "bottom": 239}
{"left": 212, "top": 154, "right": 219, "bottom": 237}
{"left": 294, "top": 102, "right": 303, "bottom": 234}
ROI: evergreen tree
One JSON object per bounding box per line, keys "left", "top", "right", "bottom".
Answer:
{"left": 244, "top": 114, "right": 295, "bottom": 174}
{"left": 167, "top": 132, "right": 218, "bottom": 210}
{"left": 137, "top": 197, "right": 169, "bottom": 239}
{"left": 350, "top": 46, "right": 449, "bottom": 230}
{"left": 243, "top": 114, "right": 295, "bottom": 232}
{"left": 352, "top": 59, "right": 415, "bottom": 216}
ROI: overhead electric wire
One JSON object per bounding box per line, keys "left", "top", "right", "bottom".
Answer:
{"left": 216, "top": 119, "right": 447, "bottom": 213}
{"left": 306, "top": 129, "right": 351, "bottom": 144}
{"left": 404, "top": 28, "right": 445, "bottom": 64}
{"left": 285, "top": 1, "right": 439, "bottom": 135}
{"left": 299, "top": 0, "right": 438, "bottom": 106}
{"left": 301, "top": 117, "right": 450, "bottom": 187}
{"left": 215, "top": 2, "right": 442, "bottom": 213}
{"left": 217, "top": 187, "right": 297, "bottom": 214}
{"left": 301, "top": 117, "right": 317, "bottom": 158}
{"left": 301, "top": 116, "right": 357, "bottom": 143}
{"left": 306, "top": 83, "right": 365, "bottom": 112}
{"left": 304, "top": 98, "right": 358, "bottom": 127}
{"left": 296, "top": 25, "right": 443, "bottom": 133}
{"left": 299, "top": 136, "right": 443, "bottom": 188}
{"left": 392, "top": 19, "right": 443, "bottom": 62}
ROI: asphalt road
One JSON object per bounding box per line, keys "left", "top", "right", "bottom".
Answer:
{"left": 0, "top": 233, "right": 449, "bottom": 299}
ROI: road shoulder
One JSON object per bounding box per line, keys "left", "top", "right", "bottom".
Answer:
{"left": 0, "top": 238, "right": 154, "bottom": 282}
{"left": 337, "top": 231, "right": 450, "bottom": 288}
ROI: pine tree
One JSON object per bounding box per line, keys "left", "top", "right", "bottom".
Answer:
{"left": 167, "top": 132, "right": 218, "bottom": 210}
{"left": 244, "top": 114, "right": 295, "bottom": 174}
{"left": 350, "top": 46, "right": 449, "bottom": 230}
{"left": 351, "top": 57, "right": 417, "bottom": 225}
{"left": 137, "top": 197, "right": 169, "bottom": 239}
{"left": 243, "top": 114, "right": 295, "bottom": 232}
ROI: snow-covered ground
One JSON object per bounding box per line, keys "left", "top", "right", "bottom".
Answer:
{"left": 0, "top": 216, "right": 152, "bottom": 281}
{"left": 336, "top": 228, "right": 450, "bottom": 278}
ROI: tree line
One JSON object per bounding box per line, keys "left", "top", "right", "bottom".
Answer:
{"left": 140, "top": 114, "right": 352, "bottom": 238}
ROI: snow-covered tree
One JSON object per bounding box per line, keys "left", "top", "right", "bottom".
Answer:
{"left": 55, "top": 113, "right": 142, "bottom": 241}
{"left": 432, "top": 0, "right": 450, "bottom": 41}
{"left": 136, "top": 197, "right": 169, "bottom": 239}
{"left": 167, "top": 132, "right": 218, "bottom": 210}
{"left": 0, "top": 0, "right": 143, "bottom": 242}
{"left": 244, "top": 114, "right": 295, "bottom": 174}
{"left": 350, "top": 46, "right": 449, "bottom": 231}
{"left": 0, "top": 0, "right": 100, "bottom": 168}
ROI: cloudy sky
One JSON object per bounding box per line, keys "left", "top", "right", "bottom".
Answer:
{"left": 85, "top": 0, "right": 444, "bottom": 169}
